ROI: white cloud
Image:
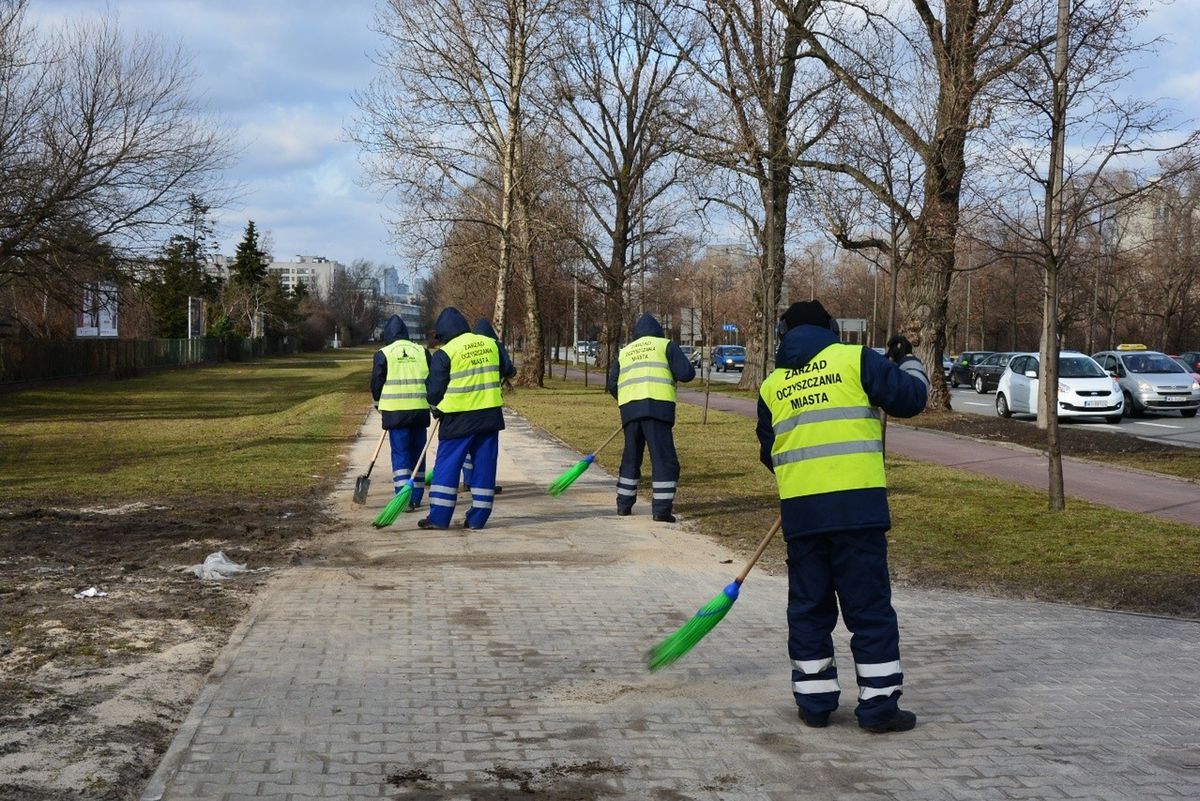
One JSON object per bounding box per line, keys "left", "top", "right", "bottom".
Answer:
{"left": 30, "top": 1, "right": 394, "bottom": 265}
{"left": 238, "top": 105, "right": 344, "bottom": 172}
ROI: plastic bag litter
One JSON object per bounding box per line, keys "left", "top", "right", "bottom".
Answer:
{"left": 186, "top": 551, "right": 263, "bottom": 581}
{"left": 73, "top": 587, "right": 108, "bottom": 599}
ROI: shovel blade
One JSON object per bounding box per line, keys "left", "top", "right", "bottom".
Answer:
{"left": 352, "top": 474, "right": 370, "bottom": 504}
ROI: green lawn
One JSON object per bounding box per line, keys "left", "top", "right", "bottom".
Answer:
{"left": 0, "top": 350, "right": 374, "bottom": 502}
{"left": 508, "top": 378, "right": 1200, "bottom": 617}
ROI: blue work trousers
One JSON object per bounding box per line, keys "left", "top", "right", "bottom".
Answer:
{"left": 387, "top": 426, "right": 427, "bottom": 507}
{"left": 786, "top": 529, "right": 904, "bottom": 727}
{"left": 616, "top": 418, "right": 679, "bottom": 516}
{"left": 426, "top": 432, "right": 498, "bottom": 529}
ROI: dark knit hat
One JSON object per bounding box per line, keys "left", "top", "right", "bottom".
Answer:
{"left": 780, "top": 300, "right": 833, "bottom": 332}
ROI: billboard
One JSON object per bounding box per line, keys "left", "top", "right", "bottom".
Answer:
{"left": 76, "top": 282, "right": 119, "bottom": 338}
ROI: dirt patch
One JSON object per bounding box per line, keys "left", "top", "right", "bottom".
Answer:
{"left": 0, "top": 497, "right": 331, "bottom": 801}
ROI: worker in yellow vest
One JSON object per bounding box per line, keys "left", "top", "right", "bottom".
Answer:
{"left": 419, "top": 307, "right": 506, "bottom": 530}
{"left": 370, "top": 315, "right": 431, "bottom": 510}
{"left": 461, "top": 317, "right": 515, "bottom": 493}
{"left": 757, "top": 300, "right": 928, "bottom": 734}
{"left": 606, "top": 313, "right": 696, "bottom": 522}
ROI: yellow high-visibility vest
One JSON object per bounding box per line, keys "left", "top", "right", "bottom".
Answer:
{"left": 616, "top": 336, "right": 675, "bottom": 406}
{"left": 759, "top": 343, "right": 886, "bottom": 499}
{"left": 437, "top": 333, "right": 502, "bottom": 413}
{"left": 377, "top": 339, "right": 429, "bottom": 412}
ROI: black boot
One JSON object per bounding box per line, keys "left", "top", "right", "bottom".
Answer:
{"left": 652, "top": 512, "right": 677, "bottom": 523}
{"left": 616, "top": 506, "right": 632, "bottom": 516}
{"left": 798, "top": 708, "right": 830, "bottom": 728}
{"left": 417, "top": 518, "right": 443, "bottom": 530}
{"left": 860, "top": 709, "right": 916, "bottom": 734}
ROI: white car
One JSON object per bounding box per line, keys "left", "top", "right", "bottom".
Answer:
{"left": 995, "top": 351, "right": 1123, "bottom": 423}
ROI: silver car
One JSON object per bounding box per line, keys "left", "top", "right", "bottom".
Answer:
{"left": 1091, "top": 348, "right": 1200, "bottom": 418}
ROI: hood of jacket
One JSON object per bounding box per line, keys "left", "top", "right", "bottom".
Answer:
{"left": 434, "top": 307, "right": 471, "bottom": 345}
{"left": 472, "top": 318, "right": 499, "bottom": 340}
{"left": 381, "top": 314, "right": 408, "bottom": 344}
{"left": 775, "top": 324, "right": 840, "bottom": 370}
{"left": 630, "top": 313, "right": 665, "bottom": 341}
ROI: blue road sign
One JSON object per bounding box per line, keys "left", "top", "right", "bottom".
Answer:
{"left": 722, "top": 323, "right": 737, "bottom": 332}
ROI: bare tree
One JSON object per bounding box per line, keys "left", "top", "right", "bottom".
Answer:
{"left": 789, "top": 0, "right": 1054, "bottom": 409}
{"left": 980, "top": 0, "right": 1200, "bottom": 509}
{"left": 660, "top": 0, "right": 837, "bottom": 387}
{"left": 546, "top": 0, "right": 695, "bottom": 366}
{"left": 355, "top": 0, "right": 562, "bottom": 384}
{"left": 0, "top": 1, "right": 229, "bottom": 300}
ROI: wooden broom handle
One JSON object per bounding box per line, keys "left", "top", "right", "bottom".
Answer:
{"left": 369, "top": 428, "right": 388, "bottom": 464}
{"left": 591, "top": 424, "right": 625, "bottom": 457}
{"left": 736, "top": 516, "right": 783, "bottom": 584}
{"left": 413, "top": 418, "right": 442, "bottom": 474}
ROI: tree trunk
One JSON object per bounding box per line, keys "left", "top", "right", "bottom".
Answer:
{"left": 1039, "top": 0, "right": 1070, "bottom": 511}
{"left": 905, "top": 205, "right": 956, "bottom": 411}
{"left": 513, "top": 189, "right": 544, "bottom": 387}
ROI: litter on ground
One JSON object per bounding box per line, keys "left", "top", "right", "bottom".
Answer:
{"left": 186, "top": 551, "right": 267, "bottom": 581}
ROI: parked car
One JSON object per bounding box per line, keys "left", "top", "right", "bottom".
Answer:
{"left": 712, "top": 345, "right": 745, "bottom": 372}
{"left": 1178, "top": 350, "right": 1200, "bottom": 373}
{"left": 1092, "top": 345, "right": 1200, "bottom": 418}
{"left": 679, "top": 345, "right": 702, "bottom": 368}
{"left": 1170, "top": 356, "right": 1200, "bottom": 385}
{"left": 970, "top": 351, "right": 1017, "bottom": 394}
{"left": 949, "top": 351, "right": 994, "bottom": 388}
{"left": 995, "top": 351, "right": 1123, "bottom": 423}
{"left": 941, "top": 353, "right": 953, "bottom": 379}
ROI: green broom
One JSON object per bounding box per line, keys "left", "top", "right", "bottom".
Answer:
{"left": 372, "top": 419, "right": 440, "bottom": 528}
{"left": 647, "top": 516, "right": 782, "bottom": 671}
{"left": 547, "top": 425, "right": 624, "bottom": 497}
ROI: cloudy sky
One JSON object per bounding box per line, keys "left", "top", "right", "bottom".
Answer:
{"left": 29, "top": 0, "right": 1200, "bottom": 281}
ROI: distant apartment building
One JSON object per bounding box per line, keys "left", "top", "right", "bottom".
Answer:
{"left": 267, "top": 255, "right": 346, "bottom": 297}
{"left": 380, "top": 300, "right": 425, "bottom": 341}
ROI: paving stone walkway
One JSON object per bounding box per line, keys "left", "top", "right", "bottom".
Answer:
{"left": 143, "top": 412, "right": 1200, "bottom": 801}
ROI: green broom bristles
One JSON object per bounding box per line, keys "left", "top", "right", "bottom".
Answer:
{"left": 646, "top": 581, "right": 741, "bottom": 672}
{"left": 547, "top": 454, "right": 594, "bottom": 497}
{"left": 372, "top": 482, "right": 412, "bottom": 528}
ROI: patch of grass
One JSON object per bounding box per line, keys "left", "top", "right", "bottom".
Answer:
{"left": 0, "top": 350, "right": 374, "bottom": 503}
{"left": 509, "top": 378, "right": 1200, "bottom": 617}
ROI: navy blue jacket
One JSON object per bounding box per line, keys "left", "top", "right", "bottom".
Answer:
{"left": 472, "top": 318, "right": 516, "bottom": 380}
{"left": 756, "top": 324, "right": 928, "bottom": 537}
{"left": 427, "top": 307, "right": 505, "bottom": 440}
{"left": 371, "top": 315, "right": 432, "bottom": 430}
{"left": 607, "top": 313, "right": 696, "bottom": 425}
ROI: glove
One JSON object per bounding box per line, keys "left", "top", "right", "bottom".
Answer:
{"left": 886, "top": 335, "right": 913, "bottom": 363}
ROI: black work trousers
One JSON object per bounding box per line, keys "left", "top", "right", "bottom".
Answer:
{"left": 616, "top": 418, "right": 680, "bottom": 516}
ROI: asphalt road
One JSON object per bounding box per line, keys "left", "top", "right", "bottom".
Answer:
{"left": 946, "top": 383, "right": 1200, "bottom": 448}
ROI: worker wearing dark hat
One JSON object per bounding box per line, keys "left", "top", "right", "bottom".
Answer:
{"left": 757, "top": 300, "right": 928, "bottom": 733}
{"left": 606, "top": 313, "right": 696, "bottom": 522}
{"left": 462, "top": 318, "right": 515, "bottom": 493}
{"left": 370, "top": 314, "right": 431, "bottom": 510}
{"left": 420, "top": 307, "right": 505, "bottom": 530}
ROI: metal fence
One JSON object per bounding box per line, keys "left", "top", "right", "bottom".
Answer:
{"left": 0, "top": 335, "right": 300, "bottom": 385}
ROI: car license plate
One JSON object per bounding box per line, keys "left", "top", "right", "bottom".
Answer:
{"left": 1083, "top": 400, "right": 1106, "bottom": 408}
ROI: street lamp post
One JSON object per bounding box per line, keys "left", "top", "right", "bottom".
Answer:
{"left": 573, "top": 273, "right": 579, "bottom": 366}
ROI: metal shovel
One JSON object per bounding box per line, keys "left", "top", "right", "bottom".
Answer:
{"left": 353, "top": 430, "right": 389, "bottom": 504}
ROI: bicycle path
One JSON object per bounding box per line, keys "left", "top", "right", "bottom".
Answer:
{"left": 142, "top": 411, "right": 1200, "bottom": 800}
{"left": 562, "top": 367, "right": 1200, "bottom": 527}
